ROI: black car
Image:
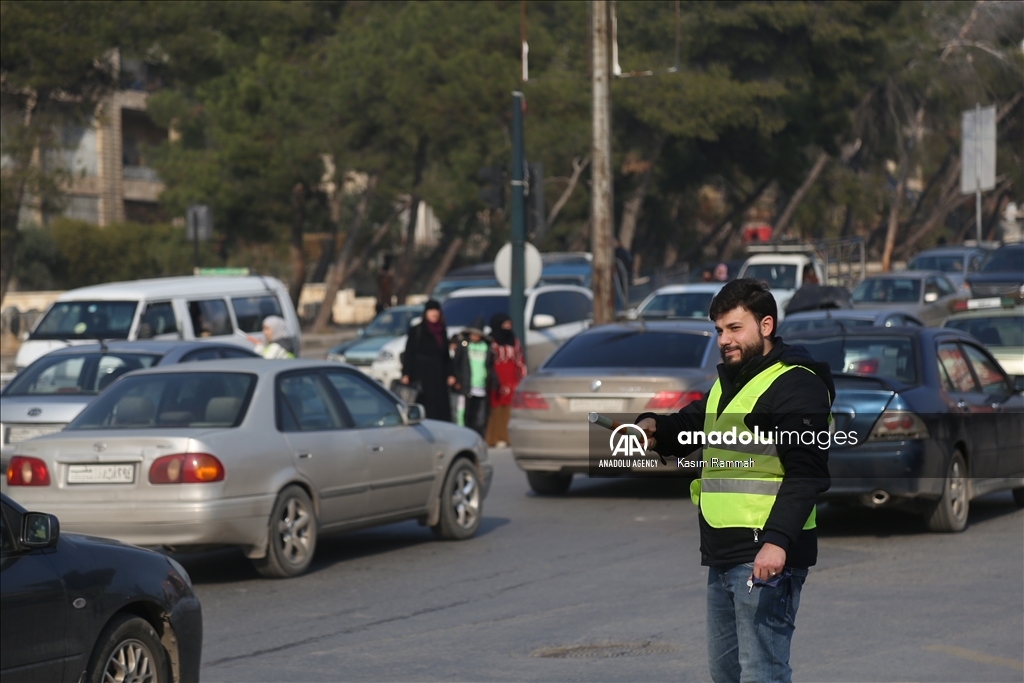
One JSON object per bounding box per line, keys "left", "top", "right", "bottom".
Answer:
{"left": 0, "top": 493, "right": 202, "bottom": 682}
{"left": 788, "top": 327, "right": 1024, "bottom": 531}
{"left": 965, "top": 243, "right": 1024, "bottom": 299}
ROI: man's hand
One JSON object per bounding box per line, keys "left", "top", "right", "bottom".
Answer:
{"left": 637, "top": 417, "right": 657, "bottom": 440}
{"left": 447, "top": 375, "right": 457, "bottom": 387}
{"left": 400, "top": 375, "right": 410, "bottom": 385}
{"left": 752, "top": 542, "right": 786, "bottom": 581}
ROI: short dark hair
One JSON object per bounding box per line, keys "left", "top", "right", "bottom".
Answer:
{"left": 708, "top": 278, "right": 778, "bottom": 340}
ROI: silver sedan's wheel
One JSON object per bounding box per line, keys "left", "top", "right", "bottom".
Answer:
{"left": 85, "top": 615, "right": 171, "bottom": 683}
{"left": 254, "top": 485, "right": 318, "bottom": 578}
{"left": 925, "top": 450, "right": 969, "bottom": 532}
{"left": 432, "top": 459, "right": 483, "bottom": 540}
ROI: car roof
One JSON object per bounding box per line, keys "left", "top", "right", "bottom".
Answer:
{"left": 56, "top": 275, "right": 281, "bottom": 301}
{"left": 911, "top": 246, "right": 983, "bottom": 257}
{"left": 118, "top": 358, "right": 338, "bottom": 378}
{"left": 582, "top": 320, "right": 717, "bottom": 335}
{"left": 445, "top": 285, "right": 592, "bottom": 298}
{"left": 944, "top": 306, "right": 1024, "bottom": 321}
{"left": 859, "top": 270, "right": 944, "bottom": 280}
{"left": 647, "top": 283, "right": 724, "bottom": 295}
{"left": 782, "top": 309, "right": 884, "bottom": 320}
{"left": 787, "top": 325, "right": 973, "bottom": 342}
{"left": 743, "top": 254, "right": 815, "bottom": 264}
{"left": 35, "top": 340, "right": 246, "bottom": 357}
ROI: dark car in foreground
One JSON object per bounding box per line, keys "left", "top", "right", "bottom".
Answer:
{"left": 1, "top": 493, "right": 202, "bottom": 682}
{"left": 788, "top": 327, "right": 1024, "bottom": 531}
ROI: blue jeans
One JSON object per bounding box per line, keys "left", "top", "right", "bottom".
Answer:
{"left": 706, "top": 563, "right": 808, "bottom": 683}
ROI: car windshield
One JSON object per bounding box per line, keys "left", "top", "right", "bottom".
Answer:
{"left": 30, "top": 301, "right": 138, "bottom": 340}
{"left": 364, "top": 308, "right": 422, "bottom": 336}
{"left": 790, "top": 335, "right": 918, "bottom": 384}
{"left": 2, "top": 353, "right": 162, "bottom": 396}
{"left": 945, "top": 316, "right": 1024, "bottom": 348}
{"left": 908, "top": 255, "right": 964, "bottom": 273}
{"left": 67, "top": 371, "right": 256, "bottom": 429}
{"left": 544, "top": 330, "right": 710, "bottom": 369}
{"left": 980, "top": 248, "right": 1024, "bottom": 273}
{"left": 742, "top": 264, "right": 798, "bottom": 290}
{"left": 778, "top": 317, "right": 875, "bottom": 337}
{"left": 638, "top": 292, "right": 715, "bottom": 319}
{"left": 442, "top": 295, "right": 509, "bottom": 327}
{"left": 851, "top": 278, "right": 921, "bottom": 304}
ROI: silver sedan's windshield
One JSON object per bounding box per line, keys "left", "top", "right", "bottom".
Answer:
{"left": 68, "top": 372, "right": 256, "bottom": 429}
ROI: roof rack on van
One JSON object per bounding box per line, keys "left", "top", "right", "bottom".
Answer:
{"left": 193, "top": 267, "right": 251, "bottom": 276}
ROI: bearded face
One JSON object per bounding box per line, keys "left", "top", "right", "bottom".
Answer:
{"left": 714, "top": 306, "right": 773, "bottom": 368}
{"left": 719, "top": 333, "right": 766, "bottom": 367}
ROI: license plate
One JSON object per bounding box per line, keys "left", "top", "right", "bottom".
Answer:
{"left": 570, "top": 398, "right": 625, "bottom": 413}
{"left": 6, "top": 424, "right": 64, "bottom": 444}
{"left": 67, "top": 464, "right": 136, "bottom": 485}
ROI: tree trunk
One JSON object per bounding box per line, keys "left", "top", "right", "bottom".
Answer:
{"left": 880, "top": 176, "right": 905, "bottom": 272}
{"left": 772, "top": 151, "right": 829, "bottom": 237}
{"left": 618, "top": 145, "right": 660, "bottom": 250}
{"left": 547, "top": 156, "right": 590, "bottom": 230}
{"left": 311, "top": 173, "right": 379, "bottom": 333}
{"left": 395, "top": 136, "right": 428, "bottom": 304}
{"left": 0, "top": 92, "right": 38, "bottom": 304}
{"left": 287, "top": 183, "right": 307, "bottom": 310}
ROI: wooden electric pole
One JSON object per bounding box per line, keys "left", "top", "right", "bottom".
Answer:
{"left": 590, "top": 0, "right": 614, "bottom": 324}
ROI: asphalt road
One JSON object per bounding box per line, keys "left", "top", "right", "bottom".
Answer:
{"left": 179, "top": 448, "right": 1024, "bottom": 683}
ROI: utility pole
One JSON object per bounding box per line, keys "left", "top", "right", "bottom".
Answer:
{"left": 590, "top": 0, "right": 614, "bottom": 324}
{"left": 510, "top": 91, "right": 527, "bottom": 354}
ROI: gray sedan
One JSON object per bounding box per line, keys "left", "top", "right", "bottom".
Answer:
{"left": 6, "top": 359, "right": 491, "bottom": 578}
{"left": 851, "top": 271, "right": 966, "bottom": 326}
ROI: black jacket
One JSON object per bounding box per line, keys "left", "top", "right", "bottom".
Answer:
{"left": 638, "top": 339, "right": 833, "bottom": 568}
{"left": 452, "top": 334, "right": 494, "bottom": 398}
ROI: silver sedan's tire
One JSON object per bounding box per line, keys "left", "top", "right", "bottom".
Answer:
{"left": 527, "top": 470, "right": 573, "bottom": 496}
{"left": 924, "top": 450, "right": 969, "bottom": 533}
{"left": 432, "top": 459, "right": 482, "bottom": 540}
{"left": 85, "top": 614, "right": 171, "bottom": 683}
{"left": 254, "top": 485, "right": 318, "bottom": 578}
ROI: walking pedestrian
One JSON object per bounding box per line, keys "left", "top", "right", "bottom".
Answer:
{"left": 250, "top": 316, "right": 296, "bottom": 359}
{"left": 400, "top": 300, "right": 455, "bottom": 421}
{"left": 452, "top": 318, "right": 492, "bottom": 437}
{"left": 484, "top": 312, "right": 526, "bottom": 448}
{"left": 635, "top": 278, "right": 833, "bottom": 683}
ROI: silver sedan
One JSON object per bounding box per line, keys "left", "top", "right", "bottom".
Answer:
{"left": 6, "top": 359, "right": 492, "bottom": 578}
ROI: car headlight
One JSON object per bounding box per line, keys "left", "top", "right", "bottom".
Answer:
{"left": 377, "top": 350, "right": 395, "bottom": 362}
{"left": 166, "top": 556, "right": 193, "bottom": 590}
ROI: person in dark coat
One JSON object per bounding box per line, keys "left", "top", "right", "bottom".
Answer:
{"left": 400, "top": 300, "right": 455, "bottom": 421}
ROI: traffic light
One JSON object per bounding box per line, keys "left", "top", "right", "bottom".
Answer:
{"left": 477, "top": 165, "right": 505, "bottom": 209}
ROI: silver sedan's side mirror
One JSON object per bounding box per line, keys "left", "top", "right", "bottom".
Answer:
{"left": 405, "top": 403, "right": 425, "bottom": 424}
{"left": 532, "top": 313, "right": 556, "bottom": 329}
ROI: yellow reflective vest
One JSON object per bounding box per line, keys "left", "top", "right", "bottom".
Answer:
{"left": 689, "top": 361, "right": 821, "bottom": 531}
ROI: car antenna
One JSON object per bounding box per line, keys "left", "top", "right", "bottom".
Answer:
{"left": 94, "top": 335, "right": 108, "bottom": 353}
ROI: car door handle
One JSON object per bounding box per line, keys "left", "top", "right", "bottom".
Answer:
{"left": 368, "top": 445, "right": 384, "bottom": 452}
{"left": 298, "top": 452, "right": 313, "bottom": 459}
{"left": 956, "top": 400, "right": 968, "bottom": 412}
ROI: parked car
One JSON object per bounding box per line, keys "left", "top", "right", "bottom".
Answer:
{"left": 14, "top": 275, "right": 300, "bottom": 370}
{"left": 906, "top": 245, "right": 988, "bottom": 289}
{"left": 326, "top": 304, "right": 424, "bottom": 368}
{"left": 6, "top": 359, "right": 491, "bottom": 578}
{"left": 943, "top": 298, "right": 1024, "bottom": 376}
{"left": 1, "top": 340, "right": 259, "bottom": 492}
{"left": 368, "top": 284, "right": 594, "bottom": 385}
{"left": 787, "top": 326, "right": 1024, "bottom": 530}
{"left": 430, "top": 252, "right": 594, "bottom": 302}
{"left": 737, "top": 253, "right": 826, "bottom": 318}
{"left": 509, "top": 321, "right": 719, "bottom": 495}
{"left": 1, "top": 492, "right": 202, "bottom": 682}
{"left": 850, "top": 271, "right": 966, "bottom": 325}
{"left": 628, "top": 283, "right": 725, "bottom": 320}
{"left": 965, "top": 243, "right": 1024, "bottom": 300}
{"left": 778, "top": 309, "right": 924, "bottom": 339}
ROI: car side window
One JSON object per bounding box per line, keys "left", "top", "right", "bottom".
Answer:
{"left": 220, "top": 347, "right": 257, "bottom": 359}
{"left": 883, "top": 315, "right": 902, "bottom": 327}
{"left": 232, "top": 295, "right": 284, "bottom": 334}
{"left": 935, "top": 277, "right": 956, "bottom": 296}
{"left": 0, "top": 505, "right": 16, "bottom": 555}
{"left": 937, "top": 343, "right": 979, "bottom": 393}
{"left": 924, "top": 278, "right": 940, "bottom": 300}
{"left": 568, "top": 291, "right": 592, "bottom": 322}
{"left": 188, "top": 299, "right": 233, "bottom": 337}
{"left": 277, "top": 373, "right": 348, "bottom": 432}
{"left": 324, "top": 371, "right": 403, "bottom": 428}
{"left": 968, "top": 253, "right": 983, "bottom": 273}
{"left": 903, "top": 316, "right": 923, "bottom": 327}
{"left": 961, "top": 343, "right": 1010, "bottom": 396}
{"left": 180, "top": 348, "right": 220, "bottom": 363}
{"left": 138, "top": 301, "right": 178, "bottom": 338}
{"left": 533, "top": 291, "right": 591, "bottom": 326}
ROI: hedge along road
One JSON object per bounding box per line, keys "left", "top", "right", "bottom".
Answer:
{"left": 176, "top": 448, "right": 1024, "bottom": 682}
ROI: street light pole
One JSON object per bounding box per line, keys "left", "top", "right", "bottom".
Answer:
{"left": 590, "top": 0, "right": 614, "bottom": 324}
{"left": 510, "top": 91, "right": 527, "bottom": 354}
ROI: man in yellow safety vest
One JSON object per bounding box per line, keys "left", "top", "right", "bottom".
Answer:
{"left": 637, "top": 278, "right": 833, "bottom": 683}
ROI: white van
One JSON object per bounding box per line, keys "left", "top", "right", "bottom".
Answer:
{"left": 14, "top": 275, "right": 301, "bottom": 369}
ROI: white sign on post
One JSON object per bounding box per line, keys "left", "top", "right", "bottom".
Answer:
{"left": 494, "top": 242, "right": 542, "bottom": 290}
{"left": 961, "top": 105, "right": 996, "bottom": 195}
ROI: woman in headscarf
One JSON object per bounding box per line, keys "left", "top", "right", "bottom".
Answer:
{"left": 485, "top": 312, "right": 526, "bottom": 448}
{"left": 400, "top": 300, "right": 455, "bottom": 421}
{"left": 253, "top": 315, "right": 295, "bottom": 359}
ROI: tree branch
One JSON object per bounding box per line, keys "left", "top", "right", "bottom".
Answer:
{"left": 546, "top": 155, "right": 589, "bottom": 229}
